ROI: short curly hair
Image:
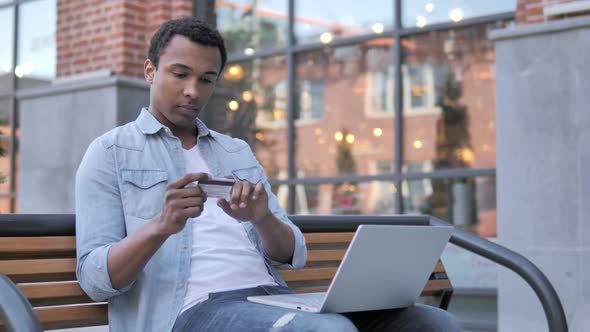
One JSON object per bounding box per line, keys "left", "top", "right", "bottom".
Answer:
{"left": 148, "top": 18, "right": 227, "bottom": 73}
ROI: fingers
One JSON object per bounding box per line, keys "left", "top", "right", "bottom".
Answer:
{"left": 164, "top": 186, "right": 207, "bottom": 202}
{"left": 182, "top": 206, "right": 203, "bottom": 219}
{"left": 168, "top": 172, "right": 211, "bottom": 190}
{"left": 252, "top": 182, "right": 266, "bottom": 200}
{"left": 230, "top": 181, "right": 257, "bottom": 209}
{"left": 239, "top": 181, "right": 252, "bottom": 208}
{"left": 167, "top": 205, "right": 204, "bottom": 223}
{"left": 171, "top": 196, "right": 206, "bottom": 218}
{"left": 227, "top": 180, "right": 267, "bottom": 210}
{"left": 216, "top": 198, "right": 231, "bottom": 214}
{"left": 175, "top": 196, "right": 206, "bottom": 209}
{"left": 229, "top": 181, "right": 244, "bottom": 210}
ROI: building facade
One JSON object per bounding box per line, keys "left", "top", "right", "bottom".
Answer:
{"left": 2, "top": 0, "right": 515, "bottom": 234}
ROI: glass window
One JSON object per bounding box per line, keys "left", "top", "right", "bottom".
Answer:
{"left": 402, "top": 176, "right": 496, "bottom": 237}
{"left": 16, "top": 0, "right": 56, "bottom": 89}
{"left": 0, "top": 98, "right": 12, "bottom": 195}
{"left": 402, "top": 0, "right": 516, "bottom": 28}
{"left": 0, "top": 196, "right": 11, "bottom": 213}
{"left": 293, "top": 181, "right": 399, "bottom": 215}
{"left": 294, "top": 39, "right": 396, "bottom": 178}
{"left": 214, "top": 0, "right": 287, "bottom": 55}
{"left": 0, "top": 6, "right": 14, "bottom": 94}
{"left": 402, "top": 23, "right": 500, "bottom": 170}
{"left": 213, "top": 56, "right": 288, "bottom": 180}
{"left": 295, "top": 0, "right": 393, "bottom": 45}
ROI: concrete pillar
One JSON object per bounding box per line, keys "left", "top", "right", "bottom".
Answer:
{"left": 17, "top": 76, "right": 149, "bottom": 213}
{"left": 491, "top": 16, "right": 590, "bottom": 332}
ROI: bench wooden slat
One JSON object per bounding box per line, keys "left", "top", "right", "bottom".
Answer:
{"left": 434, "top": 261, "right": 444, "bottom": 273}
{"left": 304, "top": 233, "right": 354, "bottom": 244}
{"left": 307, "top": 249, "right": 346, "bottom": 262}
{"left": 35, "top": 304, "right": 108, "bottom": 330}
{"left": 18, "top": 281, "right": 92, "bottom": 306}
{"left": 280, "top": 267, "right": 338, "bottom": 282}
{"left": 420, "top": 279, "right": 453, "bottom": 296}
{"left": 294, "top": 287, "right": 328, "bottom": 294}
{"left": 0, "top": 258, "right": 76, "bottom": 283}
{"left": 0, "top": 237, "right": 76, "bottom": 258}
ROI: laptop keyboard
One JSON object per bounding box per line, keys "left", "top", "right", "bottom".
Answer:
{"left": 286, "top": 293, "right": 325, "bottom": 308}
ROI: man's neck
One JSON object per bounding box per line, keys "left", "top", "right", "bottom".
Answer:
{"left": 174, "top": 127, "right": 198, "bottom": 150}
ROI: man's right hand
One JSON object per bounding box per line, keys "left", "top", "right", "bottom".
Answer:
{"left": 152, "top": 172, "right": 211, "bottom": 237}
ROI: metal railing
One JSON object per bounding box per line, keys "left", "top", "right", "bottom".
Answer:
{"left": 289, "top": 215, "right": 568, "bottom": 332}
{"left": 0, "top": 213, "right": 568, "bottom": 332}
{"left": 0, "top": 273, "right": 43, "bottom": 332}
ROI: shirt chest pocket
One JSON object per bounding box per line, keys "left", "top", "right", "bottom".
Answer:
{"left": 120, "top": 169, "right": 168, "bottom": 220}
{"left": 231, "top": 166, "right": 263, "bottom": 184}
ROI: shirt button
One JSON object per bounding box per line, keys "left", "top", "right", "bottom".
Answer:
{"left": 182, "top": 245, "right": 188, "bottom": 250}
{"left": 177, "top": 282, "right": 183, "bottom": 289}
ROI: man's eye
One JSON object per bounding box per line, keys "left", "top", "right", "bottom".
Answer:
{"left": 200, "top": 77, "right": 215, "bottom": 84}
{"left": 173, "top": 72, "right": 188, "bottom": 79}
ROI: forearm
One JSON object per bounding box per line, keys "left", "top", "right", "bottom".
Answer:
{"left": 253, "top": 213, "right": 295, "bottom": 264}
{"left": 107, "top": 219, "right": 168, "bottom": 289}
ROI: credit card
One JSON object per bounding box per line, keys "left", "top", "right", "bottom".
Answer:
{"left": 197, "top": 178, "right": 235, "bottom": 201}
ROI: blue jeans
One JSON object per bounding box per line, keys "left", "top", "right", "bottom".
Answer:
{"left": 173, "top": 286, "right": 461, "bottom": 332}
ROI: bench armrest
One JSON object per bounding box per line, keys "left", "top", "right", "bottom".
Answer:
{"left": 0, "top": 273, "right": 43, "bottom": 332}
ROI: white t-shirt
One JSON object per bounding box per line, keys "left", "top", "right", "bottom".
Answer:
{"left": 179, "top": 145, "right": 277, "bottom": 314}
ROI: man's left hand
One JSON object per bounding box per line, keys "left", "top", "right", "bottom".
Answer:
{"left": 217, "top": 180, "right": 272, "bottom": 223}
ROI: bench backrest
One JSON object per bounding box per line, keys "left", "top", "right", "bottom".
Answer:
{"left": 0, "top": 232, "right": 452, "bottom": 330}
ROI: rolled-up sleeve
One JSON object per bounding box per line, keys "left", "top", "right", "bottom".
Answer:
{"left": 75, "top": 137, "right": 135, "bottom": 301}
{"left": 256, "top": 162, "right": 307, "bottom": 270}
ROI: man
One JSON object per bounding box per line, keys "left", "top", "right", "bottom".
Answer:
{"left": 76, "top": 18, "right": 460, "bottom": 332}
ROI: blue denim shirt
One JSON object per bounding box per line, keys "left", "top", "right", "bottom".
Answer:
{"left": 75, "top": 108, "right": 307, "bottom": 332}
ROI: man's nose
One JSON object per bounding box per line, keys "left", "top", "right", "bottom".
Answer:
{"left": 183, "top": 82, "right": 200, "bottom": 99}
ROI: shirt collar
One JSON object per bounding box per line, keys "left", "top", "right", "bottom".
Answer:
{"left": 136, "top": 107, "right": 211, "bottom": 138}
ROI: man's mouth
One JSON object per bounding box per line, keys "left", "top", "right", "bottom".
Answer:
{"left": 178, "top": 104, "right": 199, "bottom": 112}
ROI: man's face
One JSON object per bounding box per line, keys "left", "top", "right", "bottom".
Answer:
{"left": 144, "top": 35, "right": 222, "bottom": 133}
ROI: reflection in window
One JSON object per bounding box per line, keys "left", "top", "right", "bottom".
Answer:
{"left": 215, "top": 0, "right": 287, "bottom": 55}
{"left": 17, "top": 0, "right": 56, "bottom": 89}
{"left": 293, "top": 180, "right": 402, "bottom": 216}
{"left": 372, "top": 161, "right": 396, "bottom": 214}
{"left": 0, "top": 7, "right": 14, "bottom": 94}
{"left": 290, "top": 167, "right": 321, "bottom": 215}
{"left": 367, "top": 65, "right": 394, "bottom": 115}
{"left": 295, "top": 40, "right": 395, "bottom": 178}
{"left": 0, "top": 98, "right": 12, "bottom": 196}
{"left": 402, "top": 0, "right": 516, "bottom": 28}
{"left": 295, "top": 0, "right": 393, "bottom": 44}
{"left": 403, "top": 63, "right": 450, "bottom": 113}
{"left": 213, "top": 57, "right": 288, "bottom": 180}
{"left": 295, "top": 79, "right": 324, "bottom": 121}
{"left": 403, "top": 176, "right": 496, "bottom": 237}
{"left": 0, "top": 197, "right": 10, "bottom": 213}
{"left": 364, "top": 43, "right": 395, "bottom": 116}
{"left": 403, "top": 23, "right": 500, "bottom": 170}
{"left": 401, "top": 161, "right": 434, "bottom": 211}
{"left": 259, "top": 80, "right": 287, "bottom": 125}
{"left": 409, "top": 66, "right": 427, "bottom": 107}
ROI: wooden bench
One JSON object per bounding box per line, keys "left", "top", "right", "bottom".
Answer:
{"left": 0, "top": 216, "right": 452, "bottom": 330}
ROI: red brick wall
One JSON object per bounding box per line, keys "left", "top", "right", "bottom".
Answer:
{"left": 516, "top": 0, "right": 578, "bottom": 24}
{"left": 57, "top": 0, "right": 193, "bottom": 79}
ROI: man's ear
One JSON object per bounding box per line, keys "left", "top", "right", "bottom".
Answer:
{"left": 144, "top": 59, "right": 155, "bottom": 83}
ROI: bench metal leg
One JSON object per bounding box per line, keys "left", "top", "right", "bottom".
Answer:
{"left": 439, "top": 289, "right": 453, "bottom": 310}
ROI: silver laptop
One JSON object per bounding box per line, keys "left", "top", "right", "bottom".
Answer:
{"left": 247, "top": 224, "right": 452, "bottom": 313}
